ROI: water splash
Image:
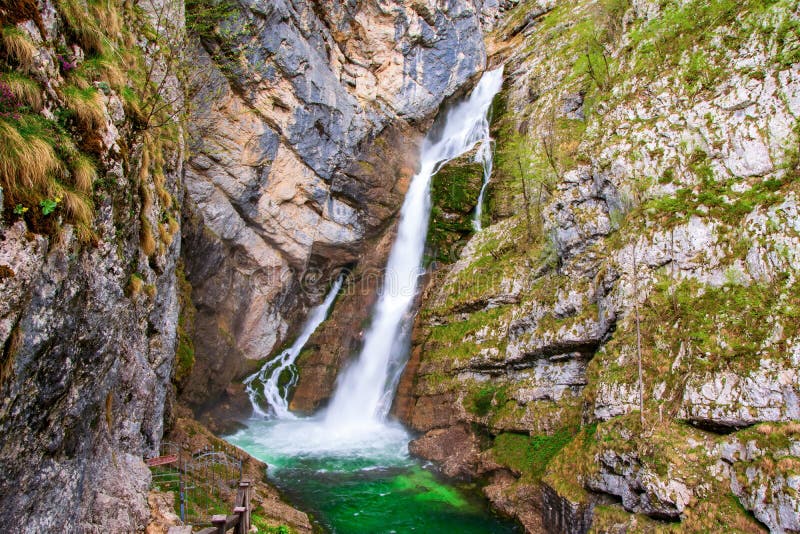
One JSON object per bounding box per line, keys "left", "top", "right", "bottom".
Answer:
{"left": 244, "top": 274, "right": 344, "bottom": 418}
{"left": 323, "top": 67, "right": 505, "bottom": 430}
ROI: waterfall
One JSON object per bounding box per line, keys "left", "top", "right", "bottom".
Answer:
{"left": 323, "top": 67, "right": 504, "bottom": 429}
{"left": 244, "top": 274, "right": 344, "bottom": 419}
{"left": 472, "top": 128, "right": 496, "bottom": 230}
{"left": 472, "top": 68, "right": 502, "bottom": 230}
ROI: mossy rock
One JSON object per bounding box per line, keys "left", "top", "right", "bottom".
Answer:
{"left": 426, "top": 155, "right": 484, "bottom": 264}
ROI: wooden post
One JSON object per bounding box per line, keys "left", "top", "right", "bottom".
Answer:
{"left": 212, "top": 514, "right": 227, "bottom": 534}
{"left": 233, "top": 507, "right": 246, "bottom": 534}
{"left": 239, "top": 480, "right": 251, "bottom": 533}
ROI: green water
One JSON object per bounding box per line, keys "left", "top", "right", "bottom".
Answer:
{"left": 226, "top": 418, "right": 519, "bottom": 533}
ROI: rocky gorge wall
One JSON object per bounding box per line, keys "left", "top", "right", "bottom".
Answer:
{"left": 0, "top": 0, "right": 503, "bottom": 529}
{"left": 0, "top": 0, "right": 184, "bottom": 530}
{"left": 396, "top": 0, "right": 800, "bottom": 532}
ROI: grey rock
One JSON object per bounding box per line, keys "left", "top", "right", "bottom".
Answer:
{"left": 541, "top": 482, "right": 594, "bottom": 534}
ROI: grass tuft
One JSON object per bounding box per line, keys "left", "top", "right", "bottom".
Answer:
{"left": 59, "top": 0, "right": 107, "bottom": 55}
{"left": 127, "top": 273, "right": 144, "bottom": 296}
{"left": 0, "top": 118, "right": 62, "bottom": 192}
{"left": 62, "top": 85, "right": 105, "bottom": 132}
{"left": 0, "top": 26, "right": 36, "bottom": 70}
{"left": 69, "top": 152, "right": 97, "bottom": 193}
{"left": 62, "top": 189, "right": 93, "bottom": 227}
{"left": 2, "top": 72, "right": 42, "bottom": 110}
{"left": 140, "top": 217, "right": 156, "bottom": 256}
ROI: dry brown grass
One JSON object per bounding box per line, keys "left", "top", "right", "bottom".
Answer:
{"left": 156, "top": 184, "right": 171, "bottom": 205}
{"left": 59, "top": 0, "right": 106, "bottom": 55}
{"left": 777, "top": 457, "right": 800, "bottom": 472}
{"left": 62, "top": 190, "right": 93, "bottom": 227}
{"left": 63, "top": 86, "right": 106, "bottom": 132}
{"left": 100, "top": 62, "right": 125, "bottom": 90}
{"left": 168, "top": 216, "right": 179, "bottom": 236}
{"left": 0, "top": 26, "right": 36, "bottom": 70}
{"left": 69, "top": 153, "right": 97, "bottom": 193}
{"left": 76, "top": 56, "right": 126, "bottom": 91}
{"left": 0, "top": 119, "right": 62, "bottom": 192}
{"left": 785, "top": 421, "right": 800, "bottom": 435}
{"left": 158, "top": 222, "right": 172, "bottom": 246}
{"left": 756, "top": 424, "right": 775, "bottom": 435}
{"left": 140, "top": 182, "right": 153, "bottom": 213}
{"left": 127, "top": 273, "right": 144, "bottom": 296}
{"left": 138, "top": 143, "right": 151, "bottom": 183}
{"left": 89, "top": 0, "right": 121, "bottom": 42}
{"left": 140, "top": 218, "right": 156, "bottom": 256}
{"left": 3, "top": 73, "right": 42, "bottom": 110}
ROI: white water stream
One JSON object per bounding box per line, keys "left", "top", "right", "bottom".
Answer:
{"left": 239, "top": 68, "right": 504, "bottom": 455}
{"left": 323, "top": 66, "right": 504, "bottom": 429}
{"left": 472, "top": 67, "right": 503, "bottom": 231}
{"left": 244, "top": 274, "right": 344, "bottom": 418}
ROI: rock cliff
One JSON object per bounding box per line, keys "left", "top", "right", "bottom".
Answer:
{"left": 397, "top": 0, "right": 800, "bottom": 531}
{"left": 0, "top": 0, "right": 183, "bottom": 530}
{"left": 0, "top": 0, "right": 493, "bottom": 529}
{"left": 4, "top": 0, "right": 800, "bottom": 531}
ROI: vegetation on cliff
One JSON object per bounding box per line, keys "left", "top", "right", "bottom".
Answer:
{"left": 0, "top": 0, "right": 184, "bottom": 247}
{"left": 403, "top": 0, "right": 800, "bottom": 531}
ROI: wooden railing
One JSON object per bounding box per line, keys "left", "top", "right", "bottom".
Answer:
{"left": 194, "top": 480, "right": 252, "bottom": 534}
{"left": 169, "top": 480, "right": 253, "bottom": 534}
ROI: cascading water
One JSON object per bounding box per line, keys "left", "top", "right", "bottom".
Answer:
{"left": 243, "top": 274, "right": 344, "bottom": 419}
{"left": 472, "top": 69, "right": 503, "bottom": 230}
{"left": 323, "top": 66, "right": 505, "bottom": 428}
{"left": 226, "top": 68, "right": 515, "bottom": 533}
{"left": 472, "top": 132, "right": 496, "bottom": 231}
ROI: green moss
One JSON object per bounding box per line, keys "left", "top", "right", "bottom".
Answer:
{"left": 432, "top": 160, "right": 484, "bottom": 214}
{"left": 426, "top": 158, "right": 484, "bottom": 264}
{"left": 642, "top": 148, "right": 795, "bottom": 228}
{"left": 467, "top": 383, "right": 508, "bottom": 417}
{"left": 175, "top": 262, "right": 196, "bottom": 386}
{"left": 424, "top": 306, "right": 509, "bottom": 363}
{"left": 492, "top": 428, "right": 576, "bottom": 481}
{"left": 250, "top": 514, "right": 294, "bottom": 534}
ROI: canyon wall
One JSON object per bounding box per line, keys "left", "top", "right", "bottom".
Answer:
{"left": 0, "top": 0, "right": 494, "bottom": 529}
{"left": 397, "top": 0, "right": 800, "bottom": 531}
{"left": 180, "top": 0, "right": 491, "bottom": 413}
{"left": 0, "top": 0, "right": 183, "bottom": 529}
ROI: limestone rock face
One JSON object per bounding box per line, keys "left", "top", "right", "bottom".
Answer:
{"left": 397, "top": 0, "right": 800, "bottom": 531}
{"left": 182, "top": 0, "right": 487, "bottom": 409}
{"left": 0, "top": 0, "right": 184, "bottom": 531}
{"left": 722, "top": 431, "right": 800, "bottom": 533}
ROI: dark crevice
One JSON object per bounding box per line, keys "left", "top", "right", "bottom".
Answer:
{"left": 684, "top": 419, "right": 750, "bottom": 435}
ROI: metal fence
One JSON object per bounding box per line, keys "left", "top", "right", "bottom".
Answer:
{"left": 147, "top": 442, "right": 244, "bottom": 527}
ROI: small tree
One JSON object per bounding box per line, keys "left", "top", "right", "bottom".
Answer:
{"left": 631, "top": 239, "right": 645, "bottom": 428}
